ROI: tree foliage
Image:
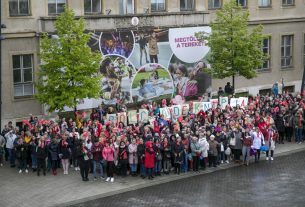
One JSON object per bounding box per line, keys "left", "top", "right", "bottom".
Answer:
{"left": 36, "top": 7, "right": 102, "bottom": 112}
{"left": 196, "top": 0, "right": 268, "bottom": 82}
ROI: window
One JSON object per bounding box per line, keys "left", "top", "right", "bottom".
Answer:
{"left": 259, "top": 88, "right": 271, "bottom": 96}
{"left": 258, "top": 37, "right": 271, "bottom": 71}
{"left": 208, "top": 0, "right": 221, "bottom": 9}
{"left": 119, "top": 0, "right": 134, "bottom": 14}
{"left": 281, "top": 35, "right": 293, "bottom": 68}
{"left": 282, "top": 0, "right": 294, "bottom": 6}
{"left": 258, "top": 0, "right": 271, "bottom": 7}
{"left": 236, "top": 0, "right": 247, "bottom": 7}
{"left": 283, "top": 85, "right": 295, "bottom": 93}
{"left": 9, "top": 0, "right": 30, "bottom": 16}
{"left": 48, "top": 0, "right": 66, "bottom": 15}
{"left": 13, "top": 54, "right": 34, "bottom": 97}
{"left": 180, "top": 0, "right": 194, "bottom": 11}
{"left": 84, "top": 0, "right": 101, "bottom": 14}
{"left": 151, "top": 0, "right": 166, "bottom": 12}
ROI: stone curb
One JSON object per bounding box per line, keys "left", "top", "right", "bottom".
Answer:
{"left": 56, "top": 147, "right": 305, "bottom": 207}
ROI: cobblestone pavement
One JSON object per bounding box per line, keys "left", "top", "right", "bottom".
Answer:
{"left": 0, "top": 142, "right": 304, "bottom": 207}
{"left": 71, "top": 150, "right": 305, "bottom": 207}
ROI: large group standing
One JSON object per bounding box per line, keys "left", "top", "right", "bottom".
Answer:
{"left": 0, "top": 91, "right": 304, "bottom": 183}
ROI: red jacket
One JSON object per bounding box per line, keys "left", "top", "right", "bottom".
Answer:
{"left": 91, "top": 143, "right": 103, "bottom": 161}
{"left": 144, "top": 141, "right": 155, "bottom": 169}
{"left": 258, "top": 121, "right": 268, "bottom": 140}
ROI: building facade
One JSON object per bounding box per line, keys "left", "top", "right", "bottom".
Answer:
{"left": 1, "top": 0, "right": 305, "bottom": 127}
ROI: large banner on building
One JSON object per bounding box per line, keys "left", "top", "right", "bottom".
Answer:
{"left": 65, "top": 27, "right": 212, "bottom": 110}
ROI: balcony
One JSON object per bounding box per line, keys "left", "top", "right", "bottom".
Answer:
{"left": 39, "top": 11, "right": 209, "bottom": 32}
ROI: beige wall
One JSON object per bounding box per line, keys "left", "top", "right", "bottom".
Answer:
{"left": 1, "top": 37, "right": 43, "bottom": 124}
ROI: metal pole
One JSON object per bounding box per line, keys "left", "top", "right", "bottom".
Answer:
{"left": 0, "top": 0, "right": 6, "bottom": 132}
{"left": 302, "top": 65, "right": 305, "bottom": 95}
{"left": 0, "top": 1, "right": 2, "bottom": 133}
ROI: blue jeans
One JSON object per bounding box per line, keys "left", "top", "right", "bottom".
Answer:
{"left": 92, "top": 160, "right": 104, "bottom": 178}
{"left": 31, "top": 154, "right": 37, "bottom": 169}
{"left": 154, "top": 160, "right": 161, "bottom": 173}
{"left": 295, "top": 128, "right": 303, "bottom": 142}
{"left": 8, "top": 148, "right": 15, "bottom": 166}
{"left": 140, "top": 163, "right": 146, "bottom": 176}
{"left": 181, "top": 153, "right": 188, "bottom": 172}
{"left": 242, "top": 146, "right": 250, "bottom": 163}
{"left": 130, "top": 164, "right": 137, "bottom": 173}
{"left": 19, "top": 159, "right": 27, "bottom": 170}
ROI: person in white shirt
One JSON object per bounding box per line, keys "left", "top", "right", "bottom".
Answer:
{"left": 251, "top": 127, "right": 265, "bottom": 163}
{"left": 198, "top": 132, "right": 209, "bottom": 170}
{"left": 5, "top": 130, "right": 17, "bottom": 167}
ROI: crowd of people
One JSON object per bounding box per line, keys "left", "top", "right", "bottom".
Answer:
{"left": 0, "top": 91, "right": 304, "bottom": 183}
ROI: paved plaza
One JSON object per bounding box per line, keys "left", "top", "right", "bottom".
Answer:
{"left": 0, "top": 143, "right": 305, "bottom": 207}
{"left": 78, "top": 149, "right": 305, "bottom": 207}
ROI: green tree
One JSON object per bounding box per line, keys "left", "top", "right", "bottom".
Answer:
{"left": 196, "top": 0, "right": 268, "bottom": 89}
{"left": 36, "top": 7, "right": 102, "bottom": 112}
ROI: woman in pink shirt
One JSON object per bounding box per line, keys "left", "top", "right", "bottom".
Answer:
{"left": 102, "top": 140, "right": 115, "bottom": 182}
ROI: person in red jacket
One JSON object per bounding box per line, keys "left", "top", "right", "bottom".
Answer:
{"left": 144, "top": 141, "right": 155, "bottom": 180}
{"left": 257, "top": 117, "right": 268, "bottom": 140}
{"left": 91, "top": 139, "right": 104, "bottom": 180}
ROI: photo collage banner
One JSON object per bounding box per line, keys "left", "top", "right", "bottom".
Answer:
{"left": 63, "top": 26, "right": 212, "bottom": 111}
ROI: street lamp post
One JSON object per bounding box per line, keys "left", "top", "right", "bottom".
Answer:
{"left": 301, "top": 65, "right": 305, "bottom": 94}
{"left": 0, "top": 0, "right": 7, "bottom": 132}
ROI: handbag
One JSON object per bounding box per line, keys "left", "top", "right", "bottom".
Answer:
{"left": 250, "top": 147, "right": 257, "bottom": 156}
{"left": 260, "top": 145, "right": 269, "bottom": 152}
{"left": 225, "top": 147, "right": 231, "bottom": 156}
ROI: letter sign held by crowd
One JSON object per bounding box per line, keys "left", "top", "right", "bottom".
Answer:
{"left": 172, "top": 105, "right": 182, "bottom": 117}
{"left": 108, "top": 97, "right": 249, "bottom": 125}
{"left": 160, "top": 107, "right": 171, "bottom": 119}
{"left": 107, "top": 114, "right": 117, "bottom": 123}
{"left": 128, "top": 110, "right": 138, "bottom": 124}
{"left": 139, "top": 109, "right": 149, "bottom": 122}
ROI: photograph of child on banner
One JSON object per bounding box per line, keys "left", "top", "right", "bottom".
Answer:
{"left": 131, "top": 64, "right": 174, "bottom": 102}
{"left": 169, "top": 55, "right": 211, "bottom": 98}
{"left": 99, "top": 55, "right": 135, "bottom": 105}
{"left": 99, "top": 31, "right": 134, "bottom": 58}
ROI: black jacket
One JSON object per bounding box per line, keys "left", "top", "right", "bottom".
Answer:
{"left": 59, "top": 139, "right": 71, "bottom": 159}
{"left": 36, "top": 145, "right": 48, "bottom": 159}
{"left": 16, "top": 143, "right": 28, "bottom": 160}
{"left": 173, "top": 143, "right": 184, "bottom": 163}
{"left": 137, "top": 143, "right": 145, "bottom": 163}
{"left": 275, "top": 115, "right": 285, "bottom": 132}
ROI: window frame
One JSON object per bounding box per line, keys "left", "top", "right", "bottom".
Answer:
{"left": 119, "top": 0, "right": 135, "bottom": 15}
{"left": 281, "top": 35, "right": 294, "bottom": 69}
{"left": 236, "top": 0, "right": 247, "bottom": 8}
{"left": 48, "top": 0, "right": 67, "bottom": 15}
{"left": 258, "top": 37, "right": 271, "bottom": 72}
{"left": 84, "top": 0, "right": 102, "bottom": 14}
{"left": 151, "top": 0, "right": 166, "bottom": 12}
{"left": 9, "top": 0, "right": 31, "bottom": 16}
{"left": 208, "top": 0, "right": 222, "bottom": 10}
{"left": 12, "top": 54, "right": 35, "bottom": 98}
{"left": 180, "top": 0, "right": 195, "bottom": 11}
{"left": 258, "top": 0, "right": 272, "bottom": 8}
{"left": 282, "top": 0, "right": 295, "bottom": 6}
